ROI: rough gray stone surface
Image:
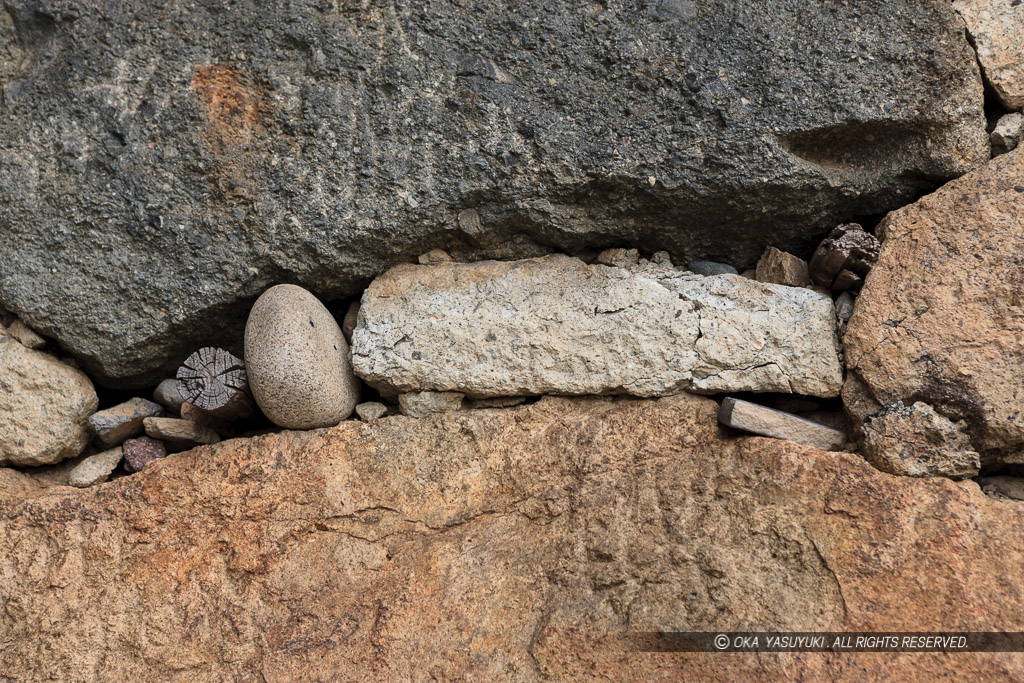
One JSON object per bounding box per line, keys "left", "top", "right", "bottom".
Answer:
{"left": 687, "top": 261, "right": 738, "bottom": 277}
{"left": 860, "top": 401, "right": 980, "bottom": 479}
{"left": 0, "top": 0, "right": 988, "bottom": 387}
{"left": 245, "top": 285, "right": 360, "bottom": 429}
{"left": 352, "top": 255, "right": 843, "bottom": 399}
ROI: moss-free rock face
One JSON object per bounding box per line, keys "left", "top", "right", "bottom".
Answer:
{"left": 954, "top": 0, "right": 1024, "bottom": 110}
{"left": 844, "top": 150, "right": 1024, "bottom": 466}
{"left": 0, "top": 329, "right": 97, "bottom": 466}
{"left": 353, "top": 255, "right": 843, "bottom": 398}
{"left": 1, "top": 395, "right": 1023, "bottom": 680}
{"left": 245, "top": 285, "right": 359, "bottom": 428}
{"left": 0, "top": 0, "right": 989, "bottom": 387}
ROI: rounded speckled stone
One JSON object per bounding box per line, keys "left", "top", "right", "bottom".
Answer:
{"left": 244, "top": 285, "right": 360, "bottom": 429}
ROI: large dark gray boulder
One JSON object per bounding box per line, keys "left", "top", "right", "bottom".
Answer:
{"left": 0, "top": 0, "right": 988, "bottom": 387}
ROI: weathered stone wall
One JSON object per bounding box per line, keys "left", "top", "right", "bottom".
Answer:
{"left": 0, "top": 0, "right": 988, "bottom": 386}
{"left": 844, "top": 149, "right": 1024, "bottom": 467}
{"left": 1, "top": 395, "right": 1022, "bottom": 680}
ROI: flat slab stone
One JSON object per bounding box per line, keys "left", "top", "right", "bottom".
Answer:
{"left": 352, "top": 255, "right": 843, "bottom": 399}
{"left": 398, "top": 392, "right": 465, "bottom": 418}
{"left": 143, "top": 418, "right": 220, "bottom": 449}
{"left": 68, "top": 447, "right": 123, "bottom": 488}
{"left": 88, "top": 397, "right": 166, "bottom": 448}
{"left": 719, "top": 398, "right": 847, "bottom": 451}
{"left": 1, "top": 394, "right": 1021, "bottom": 680}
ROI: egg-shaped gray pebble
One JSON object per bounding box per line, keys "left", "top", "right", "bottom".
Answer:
{"left": 245, "top": 285, "right": 360, "bottom": 428}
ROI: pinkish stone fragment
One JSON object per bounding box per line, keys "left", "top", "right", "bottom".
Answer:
{"left": 122, "top": 436, "right": 168, "bottom": 473}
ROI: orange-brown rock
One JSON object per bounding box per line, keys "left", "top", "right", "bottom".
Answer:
{"left": 844, "top": 150, "right": 1024, "bottom": 465}
{"left": 0, "top": 395, "right": 1022, "bottom": 680}
{"left": 954, "top": 0, "right": 1024, "bottom": 110}
{"left": 0, "top": 468, "right": 51, "bottom": 501}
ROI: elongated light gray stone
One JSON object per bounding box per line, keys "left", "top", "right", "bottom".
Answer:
{"left": 143, "top": 418, "right": 220, "bottom": 449}
{"left": 352, "top": 255, "right": 843, "bottom": 399}
{"left": 719, "top": 398, "right": 847, "bottom": 451}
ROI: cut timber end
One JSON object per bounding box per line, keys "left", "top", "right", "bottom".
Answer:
{"left": 718, "top": 397, "right": 847, "bottom": 451}
{"left": 176, "top": 347, "right": 257, "bottom": 421}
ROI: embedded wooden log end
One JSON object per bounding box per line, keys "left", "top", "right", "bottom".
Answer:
{"left": 176, "top": 347, "right": 257, "bottom": 421}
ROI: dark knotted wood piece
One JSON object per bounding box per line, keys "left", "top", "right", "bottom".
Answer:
{"left": 176, "top": 347, "right": 257, "bottom": 421}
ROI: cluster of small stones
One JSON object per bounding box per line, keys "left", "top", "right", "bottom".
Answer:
{"left": 0, "top": 217, "right": 972, "bottom": 486}
{"left": 66, "top": 350, "right": 260, "bottom": 487}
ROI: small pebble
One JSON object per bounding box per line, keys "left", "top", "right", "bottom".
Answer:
{"left": 755, "top": 247, "right": 811, "bottom": 287}
{"left": 596, "top": 248, "right": 640, "bottom": 268}
{"left": 153, "top": 378, "right": 185, "bottom": 414}
{"left": 835, "top": 291, "right": 855, "bottom": 335}
{"left": 6, "top": 319, "right": 45, "bottom": 349}
{"left": 342, "top": 301, "right": 360, "bottom": 344}
{"left": 398, "top": 391, "right": 465, "bottom": 418}
{"left": 122, "top": 436, "right": 168, "bottom": 473}
{"left": 991, "top": 112, "right": 1023, "bottom": 156}
{"left": 650, "top": 251, "right": 673, "bottom": 266}
{"left": 418, "top": 248, "right": 453, "bottom": 265}
{"left": 89, "top": 397, "right": 166, "bottom": 448}
{"left": 69, "top": 447, "right": 123, "bottom": 487}
{"left": 355, "top": 401, "right": 389, "bottom": 421}
{"left": 143, "top": 417, "right": 220, "bottom": 449}
{"left": 687, "top": 260, "right": 738, "bottom": 276}
{"left": 978, "top": 476, "right": 1024, "bottom": 501}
